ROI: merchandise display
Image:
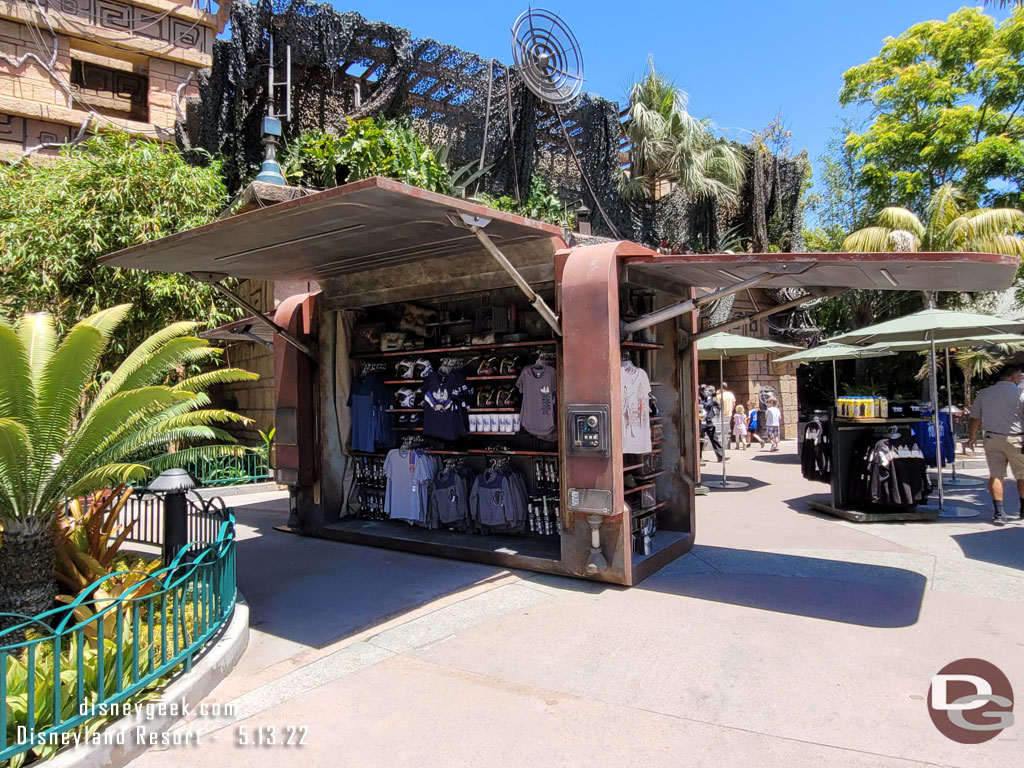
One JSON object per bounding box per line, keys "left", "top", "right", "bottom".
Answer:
{"left": 470, "top": 463, "right": 529, "bottom": 533}
{"left": 849, "top": 436, "right": 930, "bottom": 509}
{"left": 801, "top": 418, "right": 831, "bottom": 483}
{"left": 429, "top": 462, "right": 475, "bottom": 530}
{"left": 383, "top": 447, "right": 440, "bottom": 524}
{"left": 516, "top": 362, "right": 558, "bottom": 441}
{"left": 422, "top": 368, "right": 473, "bottom": 440}
{"left": 620, "top": 359, "right": 652, "bottom": 454}
{"left": 348, "top": 373, "right": 395, "bottom": 453}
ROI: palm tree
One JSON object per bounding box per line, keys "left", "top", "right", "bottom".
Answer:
{"left": 620, "top": 59, "right": 746, "bottom": 204}
{"left": 0, "top": 305, "right": 257, "bottom": 624}
{"left": 843, "top": 183, "right": 1024, "bottom": 256}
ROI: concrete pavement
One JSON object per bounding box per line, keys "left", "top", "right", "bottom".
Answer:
{"left": 127, "top": 442, "right": 1024, "bottom": 768}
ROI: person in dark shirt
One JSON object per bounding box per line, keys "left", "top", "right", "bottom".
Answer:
{"left": 699, "top": 385, "right": 724, "bottom": 462}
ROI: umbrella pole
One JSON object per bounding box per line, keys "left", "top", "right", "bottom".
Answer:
{"left": 720, "top": 353, "right": 727, "bottom": 486}
{"left": 832, "top": 359, "right": 838, "bottom": 400}
{"left": 931, "top": 334, "right": 945, "bottom": 511}
{"left": 944, "top": 345, "right": 958, "bottom": 483}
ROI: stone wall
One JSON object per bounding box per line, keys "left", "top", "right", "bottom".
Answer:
{"left": 0, "top": 0, "right": 225, "bottom": 161}
{"left": 215, "top": 340, "right": 275, "bottom": 445}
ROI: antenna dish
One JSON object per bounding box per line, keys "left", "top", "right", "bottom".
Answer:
{"left": 510, "top": 8, "right": 583, "bottom": 105}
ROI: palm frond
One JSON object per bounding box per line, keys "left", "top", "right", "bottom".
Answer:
{"left": 925, "top": 183, "right": 964, "bottom": 244}
{"left": 843, "top": 226, "right": 901, "bottom": 252}
{"left": 77, "top": 304, "right": 132, "bottom": 340}
{"left": 140, "top": 444, "right": 250, "bottom": 473}
{"left": 91, "top": 320, "right": 199, "bottom": 408}
{"left": 970, "top": 234, "right": 1024, "bottom": 256}
{"left": 0, "top": 418, "right": 32, "bottom": 518}
{"left": 172, "top": 368, "right": 259, "bottom": 393}
{"left": 0, "top": 322, "right": 33, "bottom": 425}
{"left": 964, "top": 208, "right": 1024, "bottom": 239}
{"left": 875, "top": 207, "right": 925, "bottom": 237}
{"left": 17, "top": 312, "right": 56, "bottom": 390}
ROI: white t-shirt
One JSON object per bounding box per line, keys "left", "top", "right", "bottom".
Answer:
{"left": 765, "top": 406, "right": 782, "bottom": 428}
{"left": 621, "top": 364, "right": 652, "bottom": 454}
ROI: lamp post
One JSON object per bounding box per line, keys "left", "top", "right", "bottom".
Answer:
{"left": 149, "top": 468, "right": 197, "bottom": 565}
{"left": 575, "top": 201, "right": 592, "bottom": 236}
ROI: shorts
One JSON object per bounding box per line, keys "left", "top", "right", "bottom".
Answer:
{"left": 983, "top": 434, "right": 1024, "bottom": 479}
{"left": 766, "top": 426, "right": 780, "bottom": 439}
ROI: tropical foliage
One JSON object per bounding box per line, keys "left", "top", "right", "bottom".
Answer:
{"left": 840, "top": 8, "right": 1024, "bottom": 211}
{"left": 843, "top": 183, "right": 1024, "bottom": 256}
{"left": 478, "top": 176, "right": 577, "bottom": 228}
{"left": 0, "top": 305, "right": 255, "bottom": 621}
{"left": 54, "top": 486, "right": 140, "bottom": 595}
{"left": 0, "top": 133, "right": 233, "bottom": 356}
{"left": 281, "top": 118, "right": 451, "bottom": 193}
{"left": 620, "top": 59, "right": 746, "bottom": 203}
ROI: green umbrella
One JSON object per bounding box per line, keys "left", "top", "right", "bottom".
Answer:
{"left": 696, "top": 333, "right": 799, "bottom": 489}
{"left": 776, "top": 343, "right": 897, "bottom": 399}
{"left": 832, "top": 310, "right": 1024, "bottom": 514}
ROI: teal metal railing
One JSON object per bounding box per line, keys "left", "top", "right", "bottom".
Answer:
{"left": 0, "top": 513, "right": 236, "bottom": 764}
{"left": 180, "top": 449, "right": 270, "bottom": 487}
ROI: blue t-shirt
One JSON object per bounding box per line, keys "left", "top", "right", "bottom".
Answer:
{"left": 348, "top": 374, "right": 393, "bottom": 452}
{"left": 384, "top": 449, "right": 438, "bottom": 523}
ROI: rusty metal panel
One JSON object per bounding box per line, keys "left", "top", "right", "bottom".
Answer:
{"left": 99, "top": 177, "right": 564, "bottom": 281}
{"left": 624, "top": 251, "right": 1018, "bottom": 293}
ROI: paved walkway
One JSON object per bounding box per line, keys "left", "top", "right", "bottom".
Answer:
{"left": 129, "top": 442, "right": 1023, "bottom": 767}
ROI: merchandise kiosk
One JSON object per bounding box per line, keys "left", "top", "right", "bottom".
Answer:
{"left": 101, "top": 177, "right": 1019, "bottom": 585}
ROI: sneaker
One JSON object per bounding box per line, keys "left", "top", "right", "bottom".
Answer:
{"left": 993, "top": 514, "right": 1007, "bottom": 527}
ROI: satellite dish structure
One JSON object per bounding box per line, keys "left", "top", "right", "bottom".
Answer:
{"left": 511, "top": 8, "right": 584, "bottom": 106}
{"left": 509, "top": 7, "right": 620, "bottom": 238}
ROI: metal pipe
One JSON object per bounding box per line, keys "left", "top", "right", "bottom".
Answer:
{"left": 201, "top": 278, "right": 315, "bottom": 358}
{"left": 832, "top": 359, "right": 838, "bottom": 401}
{"left": 720, "top": 353, "right": 728, "bottom": 486}
{"left": 466, "top": 225, "right": 562, "bottom": 337}
{"left": 945, "top": 345, "right": 958, "bottom": 484}
{"left": 623, "top": 272, "right": 773, "bottom": 336}
{"left": 689, "top": 287, "right": 844, "bottom": 342}
{"left": 930, "top": 333, "right": 945, "bottom": 511}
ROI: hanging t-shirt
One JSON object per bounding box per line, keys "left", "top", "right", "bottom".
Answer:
{"left": 621, "top": 363, "right": 652, "bottom": 454}
{"left": 348, "top": 374, "right": 393, "bottom": 452}
{"left": 422, "top": 370, "right": 473, "bottom": 441}
{"left": 516, "top": 364, "right": 557, "bottom": 441}
{"left": 383, "top": 448, "right": 437, "bottom": 523}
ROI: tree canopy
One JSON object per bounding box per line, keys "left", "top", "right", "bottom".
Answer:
{"left": 0, "top": 133, "right": 234, "bottom": 355}
{"left": 840, "top": 7, "right": 1024, "bottom": 212}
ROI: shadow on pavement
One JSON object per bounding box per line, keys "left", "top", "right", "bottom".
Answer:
{"left": 640, "top": 545, "right": 925, "bottom": 627}
{"left": 747, "top": 450, "right": 800, "bottom": 465}
{"left": 228, "top": 497, "right": 508, "bottom": 649}
{"left": 952, "top": 526, "right": 1024, "bottom": 571}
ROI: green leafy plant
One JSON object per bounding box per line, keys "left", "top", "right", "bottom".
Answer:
{"left": 281, "top": 118, "right": 452, "bottom": 193}
{"left": 0, "top": 305, "right": 257, "bottom": 622}
{"left": 478, "top": 176, "right": 576, "bottom": 228}
{"left": 0, "top": 132, "right": 233, "bottom": 355}
{"left": 54, "top": 486, "right": 138, "bottom": 595}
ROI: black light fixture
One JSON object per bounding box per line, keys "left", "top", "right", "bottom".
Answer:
{"left": 148, "top": 468, "right": 197, "bottom": 565}
{"left": 575, "top": 200, "right": 592, "bottom": 235}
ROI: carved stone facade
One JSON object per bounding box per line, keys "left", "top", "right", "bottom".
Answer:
{"left": 0, "top": 0, "right": 228, "bottom": 160}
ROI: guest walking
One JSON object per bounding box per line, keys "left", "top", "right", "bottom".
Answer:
{"left": 764, "top": 397, "right": 782, "bottom": 452}
{"left": 966, "top": 363, "right": 1024, "bottom": 526}
{"left": 732, "top": 404, "right": 749, "bottom": 449}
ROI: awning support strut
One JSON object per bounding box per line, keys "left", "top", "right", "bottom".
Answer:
{"left": 448, "top": 212, "right": 562, "bottom": 337}
{"left": 621, "top": 272, "right": 773, "bottom": 336}
{"left": 191, "top": 272, "right": 316, "bottom": 359}
{"left": 687, "top": 287, "right": 844, "bottom": 343}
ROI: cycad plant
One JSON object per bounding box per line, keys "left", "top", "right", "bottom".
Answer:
{"left": 843, "top": 183, "right": 1024, "bottom": 256}
{"left": 620, "top": 59, "right": 746, "bottom": 203}
{"left": 0, "top": 305, "right": 256, "bottom": 623}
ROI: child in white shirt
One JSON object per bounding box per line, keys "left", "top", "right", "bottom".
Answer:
{"left": 765, "top": 398, "right": 782, "bottom": 452}
{"left": 731, "top": 404, "right": 749, "bottom": 449}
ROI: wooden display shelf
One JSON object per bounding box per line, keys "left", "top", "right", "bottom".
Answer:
{"left": 621, "top": 341, "right": 664, "bottom": 350}
{"left": 631, "top": 501, "right": 668, "bottom": 519}
{"left": 624, "top": 482, "right": 656, "bottom": 496}
{"left": 631, "top": 469, "right": 666, "bottom": 482}
{"left": 650, "top": 415, "right": 665, "bottom": 422}
{"left": 384, "top": 379, "right": 422, "bottom": 385}
{"left": 623, "top": 462, "right": 644, "bottom": 473}
{"left": 651, "top": 382, "right": 663, "bottom": 387}
{"left": 387, "top": 408, "right": 419, "bottom": 413}
{"left": 467, "top": 375, "right": 517, "bottom": 381}
{"left": 652, "top": 439, "right": 666, "bottom": 446}
{"left": 393, "top": 427, "right": 424, "bottom": 432}
{"left": 351, "top": 339, "right": 556, "bottom": 359}
{"left": 469, "top": 407, "right": 519, "bottom": 413}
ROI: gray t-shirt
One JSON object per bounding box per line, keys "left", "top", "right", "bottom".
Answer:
{"left": 971, "top": 380, "right": 1024, "bottom": 434}
{"left": 516, "top": 364, "right": 557, "bottom": 441}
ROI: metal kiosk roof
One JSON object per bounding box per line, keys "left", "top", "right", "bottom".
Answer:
{"left": 101, "top": 177, "right": 1020, "bottom": 323}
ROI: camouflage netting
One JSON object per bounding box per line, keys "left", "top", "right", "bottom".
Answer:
{"left": 179, "top": 0, "right": 806, "bottom": 254}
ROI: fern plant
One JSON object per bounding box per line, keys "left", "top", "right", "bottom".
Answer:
{"left": 0, "top": 305, "right": 256, "bottom": 623}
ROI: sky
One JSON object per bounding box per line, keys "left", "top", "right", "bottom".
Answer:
{"left": 329, "top": 1, "right": 1011, "bottom": 178}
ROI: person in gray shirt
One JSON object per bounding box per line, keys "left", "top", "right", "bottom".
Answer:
{"left": 966, "top": 363, "right": 1024, "bottom": 525}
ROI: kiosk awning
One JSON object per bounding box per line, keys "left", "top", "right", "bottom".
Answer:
{"left": 99, "top": 177, "right": 564, "bottom": 281}
{"left": 622, "top": 251, "right": 1018, "bottom": 293}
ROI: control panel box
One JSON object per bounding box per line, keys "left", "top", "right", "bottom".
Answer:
{"left": 566, "top": 404, "right": 611, "bottom": 456}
